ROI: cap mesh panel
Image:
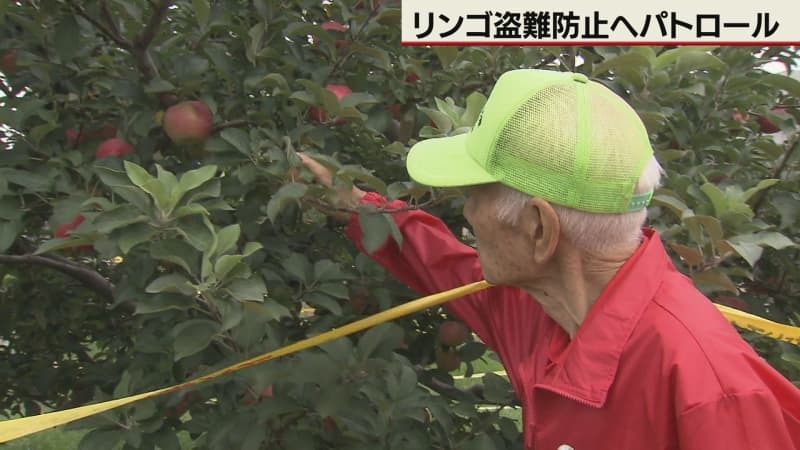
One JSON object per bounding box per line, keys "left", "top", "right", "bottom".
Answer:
{"left": 488, "top": 81, "right": 651, "bottom": 212}
{"left": 490, "top": 84, "right": 578, "bottom": 204}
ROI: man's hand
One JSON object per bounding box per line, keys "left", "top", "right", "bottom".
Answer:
{"left": 297, "top": 153, "right": 367, "bottom": 221}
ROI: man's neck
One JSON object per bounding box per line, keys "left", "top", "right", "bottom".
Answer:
{"left": 521, "top": 242, "right": 637, "bottom": 338}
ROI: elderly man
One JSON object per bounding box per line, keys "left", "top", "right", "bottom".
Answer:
{"left": 300, "top": 69, "right": 800, "bottom": 449}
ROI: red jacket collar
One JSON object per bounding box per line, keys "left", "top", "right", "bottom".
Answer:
{"left": 533, "top": 228, "right": 670, "bottom": 407}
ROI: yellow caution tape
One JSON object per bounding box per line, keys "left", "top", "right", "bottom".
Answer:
{"left": 715, "top": 303, "right": 800, "bottom": 345}
{"left": 1, "top": 279, "right": 799, "bottom": 443}
{"left": 0, "top": 280, "right": 491, "bottom": 443}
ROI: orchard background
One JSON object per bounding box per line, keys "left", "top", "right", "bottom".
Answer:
{"left": 1, "top": 1, "right": 800, "bottom": 449}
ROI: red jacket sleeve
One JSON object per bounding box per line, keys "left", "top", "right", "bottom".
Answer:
{"left": 677, "top": 389, "right": 800, "bottom": 449}
{"left": 344, "top": 192, "right": 514, "bottom": 351}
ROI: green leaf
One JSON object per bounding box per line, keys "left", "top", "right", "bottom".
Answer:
{"left": 218, "top": 300, "right": 244, "bottom": 331}
{"left": 700, "top": 183, "right": 728, "bottom": 216}
{"left": 691, "top": 269, "right": 738, "bottom": 294}
{"left": 214, "top": 254, "right": 244, "bottom": 280}
{"left": 34, "top": 237, "right": 94, "bottom": 255}
{"left": 461, "top": 91, "right": 488, "bottom": 127}
{"left": 219, "top": 129, "right": 251, "bottom": 157}
{"left": 172, "top": 203, "right": 209, "bottom": 220}
{"left": 172, "top": 319, "right": 219, "bottom": 361}
{"left": 340, "top": 93, "right": 379, "bottom": 109}
{"left": 145, "top": 274, "right": 195, "bottom": 295}
{"left": 359, "top": 212, "right": 393, "bottom": 254}
{"left": 304, "top": 292, "right": 342, "bottom": 316}
{"left": 0, "top": 198, "right": 22, "bottom": 221}
{"left": 173, "top": 165, "right": 217, "bottom": 207}
{"left": 150, "top": 240, "right": 199, "bottom": 274}
{"left": 316, "top": 282, "right": 349, "bottom": 299}
{"left": 674, "top": 52, "right": 726, "bottom": 75}
{"left": 682, "top": 215, "right": 724, "bottom": 241}
{"left": 262, "top": 300, "right": 292, "bottom": 321}
{"left": 94, "top": 165, "right": 152, "bottom": 212}
{"left": 761, "top": 73, "right": 800, "bottom": 98}
{"left": 124, "top": 161, "right": 170, "bottom": 211}
{"left": 462, "top": 433, "right": 497, "bottom": 450}
{"left": 117, "top": 223, "right": 156, "bottom": 254}
{"left": 155, "top": 165, "right": 179, "bottom": 196}
{"left": 481, "top": 372, "right": 514, "bottom": 404}
{"left": 226, "top": 276, "right": 268, "bottom": 302}
{"left": 242, "top": 242, "right": 263, "bottom": 257}
{"left": 349, "top": 42, "right": 391, "bottom": 71}
{"left": 177, "top": 216, "right": 215, "bottom": 252}
{"left": 182, "top": 179, "right": 221, "bottom": 205}
{"left": 731, "top": 232, "right": 797, "bottom": 250}
{"left": 654, "top": 46, "right": 719, "bottom": 70}
{"left": 144, "top": 78, "right": 176, "bottom": 94}
{"left": 725, "top": 240, "right": 763, "bottom": 267}
{"left": 53, "top": 15, "right": 82, "bottom": 61}
{"left": 0, "top": 220, "right": 21, "bottom": 253}
{"left": 135, "top": 294, "right": 195, "bottom": 315}
{"left": 191, "top": 0, "right": 210, "bottom": 27}
{"left": 92, "top": 206, "right": 149, "bottom": 234}
{"left": 282, "top": 253, "right": 311, "bottom": 284}
{"left": 593, "top": 51, "right": 653, "bottom": 77}
{"left": 266, "top": 183, "right": 308, "bottom": 223}
{"left": 78, "top": 429, "right": 124, "bottom": 450}
{"left": 742, "top": 179, "right": 779, "bottom": 202}
{"left": 433, "top": 46, "right": 458, "bottom": 67}
{"left": 214, "top": 224, "right": 241, "bottom": 257}
{"left": 418, "top": 107, "right": 453, "bottom": 134}
{"left": 314, "top": 259, "right": 349, "bottom": 282}
{"left": 356, "top": 322, "right": 404, "bottom": 360}
{"left": 668, "top": 242, "right": 704, "bottom": 266}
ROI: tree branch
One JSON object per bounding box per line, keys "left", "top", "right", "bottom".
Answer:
{"left": 0, "top": 254, "right": 114, "bottom": 299}
{"left": 68, "top": 2, "right": 132, "bottom": 49}
{"left": 413, "top": 365, "right": 520, "bottom": 407}
{"left": 211, "top": 119, "right": 253, "bottom": 134}
{"left": 99, "top": 0, "right": 127, "bottom": 47}
{"left": 135, "top": 0, "right": 173, "bottom": 49}
{"left": 752, "top": 133, "right": 800, "bottom": 214}
{"left": 0, "top": 81, "right": 12, "bottom": 98}
{"left": 303, "top": 194, "right": 452, "bottom": 217}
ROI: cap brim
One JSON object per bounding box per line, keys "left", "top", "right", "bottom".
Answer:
{"left": 406, "top": 134, "right": 498, "bottom": 188}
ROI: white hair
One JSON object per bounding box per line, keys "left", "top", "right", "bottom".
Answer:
{"left": 495, "top": 156, "right": 663, "bottom": 255}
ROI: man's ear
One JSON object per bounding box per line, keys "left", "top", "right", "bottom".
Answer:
{"left": 520, "top": 197, "right": 560, "bottom": 265}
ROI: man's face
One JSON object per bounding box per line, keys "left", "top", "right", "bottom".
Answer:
{"left": 463, "top": 184, "right": 539, "bottom": 286}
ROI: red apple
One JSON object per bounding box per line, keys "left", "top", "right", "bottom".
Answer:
{"left": 162, "top": 101, "right": 213, "bottom": 144}
{"left": 757, "top": 108, "right": 785, "bottom": 134}
{"left": 95, "top": 138, "right": 133, "bottom": 159}
{"left": 405, "top": 71, "right": 420, "bottom": 83}
{"left": 321, "top": 21, "right": 348, "bottom": 32}
{"left": 241, "top": 385, "right": 273, "bottom": 405}
{"left": 1, "top": 50, "right": 17, "bottom": 74}
{"left": 312, "top": 21, "right": 349, "bottom": 47}
{"left": 55, "top": 214, "right": 85, "bottom": 238}
{"left": 437, "top": 320, "right": 469, "bottom": 347}
{"left": 67, "top": 124, "right": 118, "bottom": 146}
{"left": 309, "top": 84, "right": 352, "bottom": 123}
{"left": 389, "top": 104, "right": 402, "bottom": 121}
{"left": 435, "top": 348, "right": 461, "bottom": 372}
{"left": 322, "top": 416, "right": 338, "bottom": 433}
{"left": 65, "top": 129, "right": 81, "bottom": 144}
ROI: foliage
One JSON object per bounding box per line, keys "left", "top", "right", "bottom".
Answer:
{"left": 0, "top": 1, "right": 799, "bottom": 449}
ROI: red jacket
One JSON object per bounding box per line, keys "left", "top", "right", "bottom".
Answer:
{"left": 347, "top": 192, "right": 800, "bottom": 450}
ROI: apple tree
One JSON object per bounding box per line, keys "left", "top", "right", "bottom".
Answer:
{"left": 1, "top": 1, "right": 799, "bottom": 449}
